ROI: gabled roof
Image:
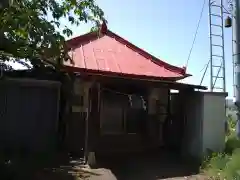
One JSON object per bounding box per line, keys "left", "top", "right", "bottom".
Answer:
{"left": 65, "top": 22, "right": 190, "bottom": 81}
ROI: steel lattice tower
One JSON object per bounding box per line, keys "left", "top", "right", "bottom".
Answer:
{"left": 208, "top": 0, "right": 226, "bottom": 92}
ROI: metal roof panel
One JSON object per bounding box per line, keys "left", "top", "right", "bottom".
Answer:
{"left": 65, "top": 24, "right": 189, "bottom": 80}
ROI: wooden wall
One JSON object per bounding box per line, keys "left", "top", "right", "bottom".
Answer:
{"left": 65, "top": 78, "right": 171, "bottom": 154}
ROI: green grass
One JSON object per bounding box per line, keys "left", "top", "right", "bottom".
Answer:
{"left": 202, "top": 115, "right": 240, "bottom": 180}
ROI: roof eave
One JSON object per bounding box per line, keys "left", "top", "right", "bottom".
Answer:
{"left": 63, "top": 66, "right": 206, "bottom": 90}
{"left": 63, "top": 65, "right": 189, "bottom": 81}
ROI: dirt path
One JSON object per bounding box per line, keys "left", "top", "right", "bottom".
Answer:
{"left": 84, "top": 150, "right": 207, "bottom": 180}
{"left": 0, "top": 151, "right": 208, "bottom": 180}
{"left": 79, "top": 168, "right": 207, "bottom": 180}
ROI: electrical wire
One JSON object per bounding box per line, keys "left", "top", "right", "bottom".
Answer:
{"left": 185, "top": 0, "right": 207, "bottom": 68}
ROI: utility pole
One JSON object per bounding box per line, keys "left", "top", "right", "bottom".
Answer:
{"left": 232, "top": 0, "right": 240, "bottom": 138}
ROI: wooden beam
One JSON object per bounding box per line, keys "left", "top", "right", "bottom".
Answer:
{"left": 77, "top": 73, "right": 207, "bottom": 90}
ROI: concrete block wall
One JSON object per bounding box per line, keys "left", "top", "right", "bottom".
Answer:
{"left": 202, "top": 92, "right": 227, "bottom": 153}
{"left": 182, "top": 91, "right": 227, "bottom": 160}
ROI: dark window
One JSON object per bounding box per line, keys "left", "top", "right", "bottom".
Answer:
{"left": 100, "top": 91, "right": 124, "bottom": 134}
{"left": 126, "top": 96, "right": 147, "bottom": 134}
{"left": 126, "top": 109, "right": 141, "bottom": 134}
{"left": 100, "top": 101, "right": 123, "bottom": 134}
{"left": 100, "top": 90, "right": 147, "bottom": 134}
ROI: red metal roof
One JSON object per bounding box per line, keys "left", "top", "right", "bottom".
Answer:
{"left": 65, "top": 23, "right": 189, "bottom": 81}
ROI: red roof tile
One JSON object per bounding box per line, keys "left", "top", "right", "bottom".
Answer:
{"left": 65, "top": 23, "right": 189, "bottom": 81}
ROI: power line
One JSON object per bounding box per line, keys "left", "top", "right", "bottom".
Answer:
{"left": 185, "top": 0, "right": 207, "bottom": 68}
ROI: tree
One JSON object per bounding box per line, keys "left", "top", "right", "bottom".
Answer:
{"left": 0, "top": 0, "right": 105, "bottom": 68}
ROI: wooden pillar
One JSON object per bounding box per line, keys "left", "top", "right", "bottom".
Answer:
{"left": 147, "top": 88, "right": 169, "bottom": 146}
{"left": 87, "top": 82, "right": 100, "bottom": 166}
{"left": 67, "top": 78, "right": 92, "bottom": 158}
{"left": 83, "top": 82, "right": 91, "bottom": 164}
{"left": 147, "top": 88, "right": 158, "bottom": 140}
{"left": 88, "top": 82, "right": 100, "bottom": 152}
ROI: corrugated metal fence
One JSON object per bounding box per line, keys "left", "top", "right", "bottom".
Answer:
{"left": 0, "top": 78, "right": 61, "bottom": 153}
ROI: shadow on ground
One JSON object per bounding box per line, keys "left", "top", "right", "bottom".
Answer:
{"left": 0, "top": 150, "right": 201, "bottom": 180}
{"left": 94, "top": 149, "right": 200, "bottom": 180}
{"left": 0, "top": 152, "right": 101, "bottom": 180}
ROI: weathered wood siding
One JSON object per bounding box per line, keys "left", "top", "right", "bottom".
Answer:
{"left": 96, "top": 87, "right": 169, "bottom": 153}
{"left": 0, "top": 78, "right": 60, "bottom": 153}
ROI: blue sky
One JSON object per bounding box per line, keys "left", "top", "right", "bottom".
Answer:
{"left": 11, "top": 0, "right": 234, "bottom": 97}
{"left": 69, "top": 0, "right": 234, "bottom": 98}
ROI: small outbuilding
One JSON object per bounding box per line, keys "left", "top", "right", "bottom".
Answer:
{"left": 63, "top": 22, "right": 227, "bottom": 164}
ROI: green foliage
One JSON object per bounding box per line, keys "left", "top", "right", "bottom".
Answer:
{"left": 204, "top": 149, "right": 240, "bottom": 180}
{"left": 0, "top": 0, "right": 105, "bottom": 67}
{"left": 225, "top": 114, "right": 240, "bottom": 154}
{"left": 223, "top": 149, "right": 240, "bottom": 179}
{"left": 225, "top": 136, "right": 240, "bottom": 154}
{"left": 203, "top": 115, "right": 240, "bottom": 179}
{"left": 90, "top": 21, "right": 101, "bottom": 32}
{"left": 227, "top": 114, "right": 237, "bottom": 132}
